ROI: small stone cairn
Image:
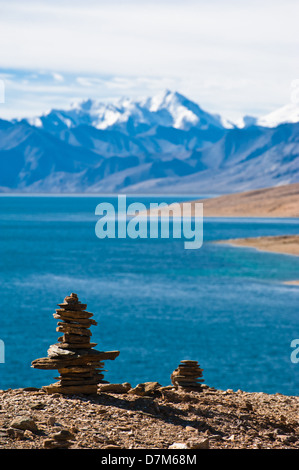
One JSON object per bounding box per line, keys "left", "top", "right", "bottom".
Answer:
{"left": 31, "top": 293, "right": 119, "bottom": 395}
{"left": 171, "top": 360, "right": 204, "bottom": 391}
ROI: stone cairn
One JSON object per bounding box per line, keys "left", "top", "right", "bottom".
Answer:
{"left": 31, "top": 293, "right": 119, "bottom": 395}
{"left": 171, "top": 360, "right": 204, "bottom": 391}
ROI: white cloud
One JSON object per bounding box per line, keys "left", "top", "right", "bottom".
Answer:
{"left": 52, "top": 73, "right": 64, "bottom": 82}
{"left": 0, "top": 0, "right": 299, "bottom": 120}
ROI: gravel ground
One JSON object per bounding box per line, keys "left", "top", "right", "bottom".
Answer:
{"left": 0, "top": 384, "right": 298, "bottom": 449}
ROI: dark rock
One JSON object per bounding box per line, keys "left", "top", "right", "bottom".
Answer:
{"left": 98, "top": 383, "right": 132, "bottom": 394}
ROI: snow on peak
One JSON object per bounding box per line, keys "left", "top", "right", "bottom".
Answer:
{"left": 150, "top": 90, "right": 200, "bottom": 129}
{"left": 20, "top": 90, "right": 228, "bottom": 132}
{"left": 234, "top": 102, "right": 299, "bottom": 129}
{"left": 141, "top": 89, "right": 225, "bottom": 130}
{"left": 146, "top": 89, "right": 178, "bottom": 112}
{"left": 15, "top": 90, "right": 299, "bottom": 135}
{"left": 26, "top": 116, "right": 43, "bottom": 128}
{"left": 256, "top": 102, "right": 299, "bottom": 128}
{"left": 54, "top": 91, "right": 224, "bottom": 131}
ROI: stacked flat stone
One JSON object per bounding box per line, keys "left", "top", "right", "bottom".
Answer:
{"left": 31, "top": 293, "right": 119, "bottom": 395}
{"left": 171, "top": 360, "right": 204, "bottom": 391}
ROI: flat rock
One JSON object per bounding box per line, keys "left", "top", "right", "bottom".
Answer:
{"left": 180, "top": 360, "right": 199, "bottom": 365}
{"left": 57, "top": 318, "right": 97, "bottom": 327}
{"left": 10, "top": 417, "right": 38, "bottom": 433}
{"left": 58, "top": 365, "right": 103, "bottom": 374}
{"left": 59, "top": 376, "right": 104, "bottom": 386}
{"left": 57, "top": 303, "right": 87, "bottom": 311}
{"left": 173, "top": 375, "right": 204, "bottom": 381}
{"left": 31, "top": 350, "right": 119, "bottom": 370}
{"left": 43, "top": 438, "right": 71, "bottom": 448}
{"left": 58, "top": 334, "right": 91, "bottom": 344}
{"left": 54, "top": 310, "right": 93, "bottom": 320}
{"left": 128, "top": 382, "right": 161, "bottom": 397}
{"left": 98, "top": 383, "right": 132, "bottom": 394}
{"left": 57, "top": 342, "right": 97, "bottom": 349}
{"left": 56, "top": 325, "right": 91, "bottom": 336}
{"left": 42, "top": 383, "right": 99, "bottom": 395}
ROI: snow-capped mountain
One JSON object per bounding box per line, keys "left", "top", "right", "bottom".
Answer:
{"left": 236, "top": 103, "right": 299, "bottom": 129}
{"left": 1, "top": 91, "right": 299, "bottom": 194}
{"left": 24, "top": 90, "right": 225, "bottom": 134}
{"left": 256, "top": 102, "right": 299, "bottom": 128}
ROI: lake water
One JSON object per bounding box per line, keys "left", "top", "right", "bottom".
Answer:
{"left": 0, "top": 195, "right": 298, "bottom": 395}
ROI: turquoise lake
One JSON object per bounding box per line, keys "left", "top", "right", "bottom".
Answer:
{"left": 0, "top": 196, "right": 298, "bottom": 395}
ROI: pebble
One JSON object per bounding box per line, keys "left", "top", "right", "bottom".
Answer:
{"left": 168, "top": 442, "right": 189, "bottom": 449}
{"left": 185, "top": 426, "right": 197, "bottom": 432}
{"left": 47, "top": 416, "right": 56, "bottom": 426}
{"left": 24, "top": 430, "right": 34, "bottom": 440}
{"left": 30, "top": 402, "right": 46, "bottom": 410}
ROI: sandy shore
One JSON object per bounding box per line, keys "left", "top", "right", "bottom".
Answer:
{"left": 196, "top": 183, "right": 299, "bottom": 218}
{"left": 144, "top": 183, "right": 299, "bottom": 218}
{"left": 0, "top": 385, "right": 298, "bottom": 449}
{"left": 216, "top": 235, "right": 299, "bottom": 257}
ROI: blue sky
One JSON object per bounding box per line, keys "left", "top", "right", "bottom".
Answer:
{"left": 0, "top": 0, "right": 298, "bottom": 121}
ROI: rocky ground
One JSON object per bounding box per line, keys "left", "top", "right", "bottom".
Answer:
{"left": 0, "top": 383, "right": 298, "bottom": 449}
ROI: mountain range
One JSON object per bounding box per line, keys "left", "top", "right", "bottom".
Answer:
{"left": 0, "top": 90, "right": 298, "bottom": 194}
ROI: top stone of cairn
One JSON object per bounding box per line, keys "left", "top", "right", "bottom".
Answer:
{"left": 57, "top": 293, "right": 87, "bottom": 311}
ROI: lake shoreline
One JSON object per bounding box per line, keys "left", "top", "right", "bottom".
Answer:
{"left": 214, "top": 234, "right": 299, "bottom": 257}
{"left": 215, "top": 234, "right": 299, "bottom": 286}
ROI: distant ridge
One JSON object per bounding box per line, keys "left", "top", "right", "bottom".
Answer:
{"left": 0, "top": 91, "right": 298, "bottom": 194}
